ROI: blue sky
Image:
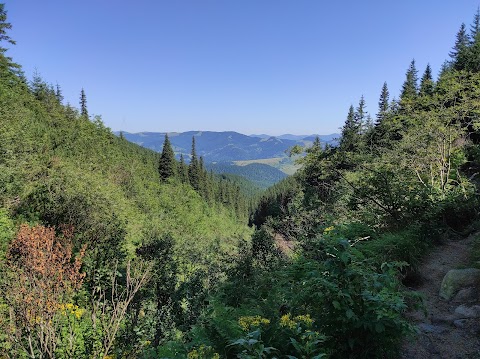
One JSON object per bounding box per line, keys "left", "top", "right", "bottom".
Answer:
{"left": 4, "top": 0, "right": 479, "bottom": 135}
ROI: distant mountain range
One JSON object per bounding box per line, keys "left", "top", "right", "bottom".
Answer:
{"left": 118, "top": 131, "right": 338, "bottom": 163}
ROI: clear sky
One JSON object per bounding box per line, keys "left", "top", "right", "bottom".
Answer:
{"left": 4, "top": 0, "right": 479, "bottom": 135}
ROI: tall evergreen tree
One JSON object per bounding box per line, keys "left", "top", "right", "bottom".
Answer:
{"left": 400, "top": 60, "right": 418, "bottom": 102}
{"left": 55, "top": 83, "right": 64, "bottom": 103}
{"left": 355, "top": 95, "right": 368, "bottom": 134}
{"left": 339, "top": 105, "right": 360, "bottom": 152}
{"left": 471, "top": 8, "right": 480, "bottom": 42}
{"left": 468, "top": 9, "right": 480, "bottom": 73}
{"left": 158, "top": 134, "right": 176, "bottom": 181}
{"left": 179, "top": 154, "right": 189, "bottom": 183}
{"left": 0, "top": 3, "right": 20, "bottom": 76}
{"left": 80, "top": 88, "right": 88, "bottom": 118}
{"left": 450, "top": 23, "right": 470, "bottom": 70}
{"left": 419, "top": 64, "right": 435, "bottom": 97}
{"left": 188, "top": 137, "right": 201, "bottom": 190}
{"left": 0, "top": 3, "right": 14, "bottom": 50}
{"left": 376, "top": 82, "right": 390, "bottom": 125}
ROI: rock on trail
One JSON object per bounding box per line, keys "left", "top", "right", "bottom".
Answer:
{"left": 400, "top": 233, "right": 480, "bottom": 359}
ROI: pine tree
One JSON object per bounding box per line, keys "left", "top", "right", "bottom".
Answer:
{"left": 419, "top": 64, "right": 435, "bottom": 97}
{"left": 158, "top": 134, "right": 176, "bottom": 181}
{"left": 31, "top": 71, "right": 48, "bottom": 102}
{"left": 188, "top": 137, "right": 201, "bottom": 190}
{"left": 339, "top": 105, "right": 361, "bottom": 152}
{"left": 471, "top": 8, "right": 480, "bottom": 42}
{"left": 355, "top": 95, "right": 368, "bottom": 134}
{"left": 400, "top": 60, "right": 418, "bottom": 102}
{"left": 0, "top": 3, "right": 20, "bottom": 76}
{"left": 55, "top": 83, "right": 64, "bottom": 103}
{"left": 179, "top": 154, "right": 189, "bottom": 183}
{"left": 0, "top": 4, "right": 14, "bottom": 50}
{"left": 376, "top": 82, "right": 390, "bottom": 125}
{"left": 80, "top": 88, "right": 88, "bottom": 118}
{"left": 450, "top": 23, "right": 470, "bottom": 70}
{"left": 468, "top": 9, "right": 480, "bottom": 73}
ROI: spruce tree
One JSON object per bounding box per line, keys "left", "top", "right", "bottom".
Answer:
{"left": 179, "top": 154, "right": 189, "bottom": 183}
{"left": 400, "top": 60, "right": 418, "bottom": 102}
{"left": 471, "top": 8, "right": 480, "bottom": 42}
{"left": 450, "top": 23, "right": 470, "bottom": 70}
{"left": 188, "top": 136, "right": 200, "bottom": 190}
{"left": 0, "top": 4, "right": 14, "bottom": 50}
{"left": 0, "top": 3, "right": 20, "bottom": 76}
{"left": 158, "top": 134, "right": 176, "bottom": 181}
{"left": 376, "top": 82, "right": 389, "bottom": 125}
{"left": 339, "top": 105, "right": 360, "bottom": 152}
{"left": 55, "top": 83, "right": 64, "bottom": 103}
{"left": 80, "top": 88, "right": 88, "bottom": 118}
{"left": 419, "top": 64, "right": 435, "bottom": 97}
{"left": 355, "top": 95, "right": 368, "bottom": 134}
{"left": 468, "top": 9, "right": 480, "bottom": 73}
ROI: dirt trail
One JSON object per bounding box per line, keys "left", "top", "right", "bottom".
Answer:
{"left": 400, "top": 233, "right": 480, "bottom": 359}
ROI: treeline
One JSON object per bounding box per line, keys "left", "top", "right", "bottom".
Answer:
{"left": 157, "top": 134, "right": 249, "bottom": 218}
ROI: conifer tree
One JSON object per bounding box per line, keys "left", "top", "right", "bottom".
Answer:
{"left": 376, "top": 82, "right": 390, "bottom": 125}
{"left": 450, "top": 23, "right": 470, "bottom": 70}
{"left": 0, "top": 3, "right": 20, "bottom": 76}
{"left": 339, "top": 105, "right": 360, "bottom": 152}
{"left": 419, "top": 64, "right": 435, "bottom": 97}
{"left": 471, "top": 8, "right": 480, "bottom": 41}
{"left": 468, "top": 9, "right": 480, "bottom": 73}
{"left": 0, "top": 4, "right": 14, "bottom": 50}
{"left": 400, "top": 60, "right": 418, "bottom": 102}
{"left": 188, "top": 137, "right": 201, "bottom": 190}
{"left": 355, "top": 95, "right": 368, "bottom": 134}
{"left": 80, "top": 88, "right": 88, "bottom": 118}
{"left": 55, "top": 83, "right": 64, "bottom": 103}
{"left": 179, "top": 154, "right": 189, "bottom": 183}
{"left": 158, "top": 134, "right": 176, "bottom": 181}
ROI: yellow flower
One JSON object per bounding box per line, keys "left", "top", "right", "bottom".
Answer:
{"left": 279, "top": 313, "right": 296, "bottom": 329}
{"left": 323, "top": 226, "right": 335, "bottom": 235}
{"left": 294, "top": 314, "right": 314, "bottom": 327}
{"left": 187, "top": 345, "right": 219, "bottom": 359}
{"left": 238, "top": 316, "right": 270, "bottom": 331}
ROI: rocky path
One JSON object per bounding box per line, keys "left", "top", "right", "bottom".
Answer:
{"left": 400, "top": 233, "right": 480, "bottom": 358}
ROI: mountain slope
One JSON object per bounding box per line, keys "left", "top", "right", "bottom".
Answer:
{"left": 207, "top": 162, "right": 288, "bottom": 189}
{"left": 119, "top": 131, "right": 338, "bottom": 162}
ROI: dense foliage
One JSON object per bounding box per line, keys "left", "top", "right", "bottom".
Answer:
{"left": 2, "top": 4, "right": 480, "bottom": 359}
{"left": 0, "top": 5, "right": 251, "bottom": 357}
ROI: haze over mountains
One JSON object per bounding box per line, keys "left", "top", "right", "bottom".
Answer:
{"left": 119, "top": 130, "right": 338, "bottom": 163}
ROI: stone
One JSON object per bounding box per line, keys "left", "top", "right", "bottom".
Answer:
{"left": 452, "top": 287, "right": 478, "bottom": 303}
{"left": 417, "top": 323, "right": 448, "bottom": 334}
{"left": 454, "top": 304, "right": 480, "bottom": 318}
{"left": 431, "top": 315, "right": 455, "bottom": 325}
{"left": 439, "top": 268, "right": 480, "bottom": 300}
{"left": 453, "top": 319, "right": 468, "bottom": 328}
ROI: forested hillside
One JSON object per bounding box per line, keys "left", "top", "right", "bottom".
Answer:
{"left": 151, "top": 9, "right": 480, "bottom": 359}
{"left": 2, "top": 3, "right": 480, "bottom": 359}
{"left": 0, "top": 5, "right": 252, "bottom": 358}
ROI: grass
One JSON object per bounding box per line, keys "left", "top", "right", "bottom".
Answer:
{"left": 233, "top": 157, "right": 301, "bottom": 175}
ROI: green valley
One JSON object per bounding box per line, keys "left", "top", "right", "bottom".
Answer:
{"left": 2, "top": 3, "right": 480, "bottom": 359}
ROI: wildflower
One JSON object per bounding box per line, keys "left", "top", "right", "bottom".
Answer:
{"left": 294, "top": 314, "right": 314, "bottom": 327}
{"left": 323, "top": 226, "right": 335, "bottom": 235}
{"left": 279, "top": 313, "right": 296, "bottom": 329}
{"left": 238, "top": 315, "right": 270, "bottom": 331}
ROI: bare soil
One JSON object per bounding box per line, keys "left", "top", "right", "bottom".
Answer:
{"left": 400, "top": 233, "right": 480, "bottom": 359}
